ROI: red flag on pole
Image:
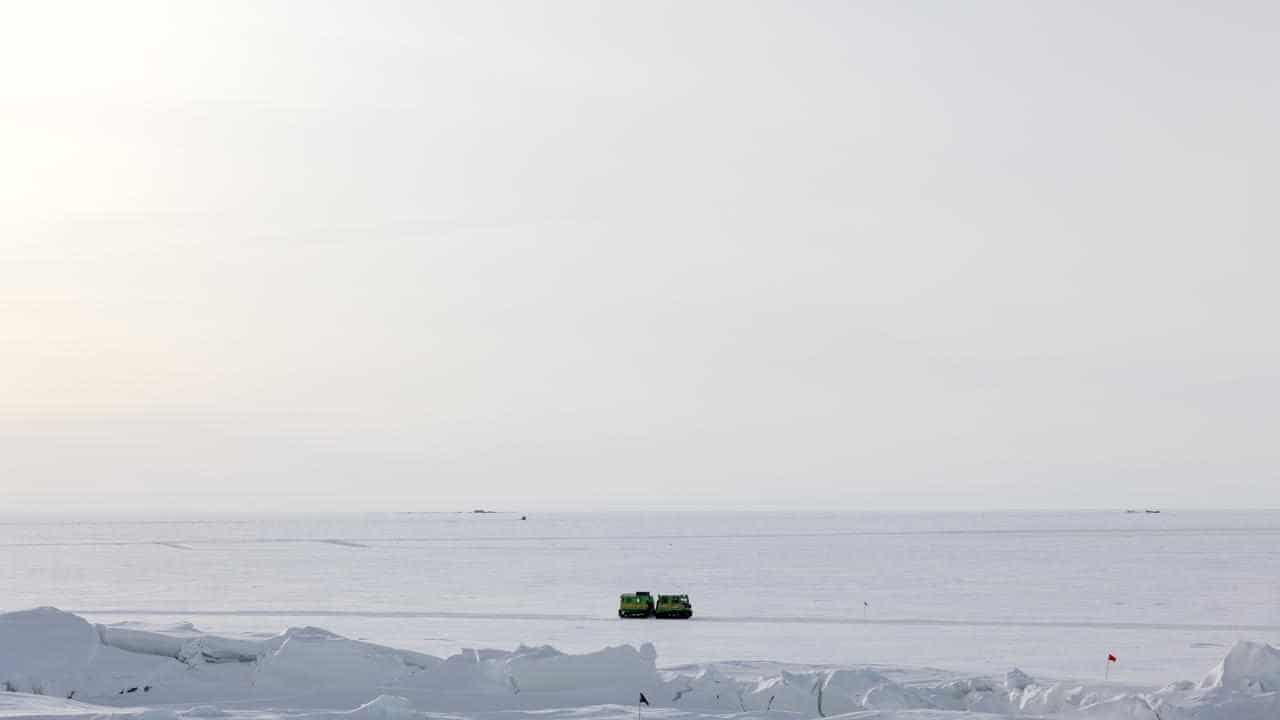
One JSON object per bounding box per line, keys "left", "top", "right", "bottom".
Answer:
{"left": 1107, "top": 654, "right": 1117, "bottom": 662}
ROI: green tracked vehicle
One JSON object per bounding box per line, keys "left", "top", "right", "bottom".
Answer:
{"left": 618, "top": 591, "right": 692, "bottom": 618}
{"left": 654, "top": 594, "right": 693, "bottom": 619}
{"left": 618, "top": 591, "right": 654, "bottom": 618}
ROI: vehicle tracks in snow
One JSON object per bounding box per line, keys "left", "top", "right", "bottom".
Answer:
{"left": 10, "top": 525, "right": 1280, "bottom": 549}
{"left": 67, "top": 609, "right": 1280, "bottom": 633}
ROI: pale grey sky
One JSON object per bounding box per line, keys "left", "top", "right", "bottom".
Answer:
{"left": 2, "top": 1, "right": 1277, "bottom": 511}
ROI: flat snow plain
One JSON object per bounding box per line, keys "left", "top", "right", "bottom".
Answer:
{"left": 2, "top": 511, "right": 1279, "bottom": 719}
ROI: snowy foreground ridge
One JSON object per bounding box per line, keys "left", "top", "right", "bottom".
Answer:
{"left": 1, "top": 609, "right": 1278, "bottom": 720}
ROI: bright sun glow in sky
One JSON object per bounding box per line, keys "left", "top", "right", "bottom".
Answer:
{"left": 1, "top": 1, "right": 1277, "bottom": 511}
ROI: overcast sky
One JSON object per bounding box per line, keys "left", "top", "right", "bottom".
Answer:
{"left": 2, "top": 1, "right": 1277, "bottom": 512}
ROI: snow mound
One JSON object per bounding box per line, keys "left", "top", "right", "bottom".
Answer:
{"left": 134, "top": 710, "right": 181, "bottom": 720}
{"left": 828, "top": 669, "right": 896, "bottom": 701}
{"left": 1154, "top": 688, "right": 1280, "bottom": 720}
{"left": 740, "top": 669, "right": 820, "bottom": 712}
{"left": 180, "top": 707, "right": 228, "bottom": 718}
{"left": 932, "top": 676, "right": 1008, "bottom": 714}
{"left": 1200, "top": 640, "right": 1280, "bottom": 693}
{"left": 315, "top": 695, "right": 418, "bottom": 720}
{"left": 0, "top": 691, "right": 128, "bottom": 718}
{"left": 252, "top": 626, "right": 439, "bottom": 692}
{"left": 505, "top": 642, "right": 658, "bottom": 694}
{"left": 666, "top": 665, "right": 744, "bottom": 710}
{"left": 1068, "top": 694, "right": 1158, "bottom": 720}
{"left": 0, "top": 607, "right": 101, "bottom": 696}
{"left": 861, "top": 681, "right": 933, "bottom": 711}
{"left": 824, "top": 707, "right": 1024, "bottom": 712}
{"left": 0, "top": 607, "right": 182, "bottom": 700}
{"left": 4, "top": 608, "right": 1280, "bottom": 720}
{"left": 818, "top": 669, "right": 903, "bottom": 714}
{"left": 1003, "top": 667, "right": 1034, "bottom": 691}
{"left": 1014, "top": 682, "right": 1077, "bottom": 715}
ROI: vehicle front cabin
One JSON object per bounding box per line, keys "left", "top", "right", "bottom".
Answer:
{"left": 655, "top": 594, "right": 692, "bottom": 619}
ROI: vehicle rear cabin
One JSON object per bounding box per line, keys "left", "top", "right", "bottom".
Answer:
{"left": 619, "top": 591, "right": 653, "bottom": 617}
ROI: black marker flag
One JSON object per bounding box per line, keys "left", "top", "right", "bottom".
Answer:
{"left": 639, "top": 693, "right": 650, "bottom": 706}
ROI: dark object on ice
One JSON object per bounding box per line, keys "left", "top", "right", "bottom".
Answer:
{"left": 144, "top": 686, "right": 151, "bottom": 692}
{"left": 619, "top": 591, "right": 693, "bottom": 618}
{"left": 655, "top": 594, "right": 693, "bottom": 619}
{"left": 639, "top": 692, "right": 650, "bottom": 706}
{"left": 619, "top": 591, "right": 654, "bottom": 618}
{"left": 472, "top": 509, "right": 496, "bottom": 514}
{"left": 1145, "top": 509, "right": 1161, "bottom": 514}
{"left": 521, "top": 515, "right": 527, "bottom": 520}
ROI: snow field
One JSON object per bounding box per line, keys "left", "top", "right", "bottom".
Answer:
{"left": 6, "top": 511, "right": 1279, "bottom": 684}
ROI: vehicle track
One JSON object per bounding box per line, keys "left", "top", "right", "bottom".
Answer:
{"left": 67, "top": 609, "right": 1280, "bottom": 633}
{"left": 10, "top": 525, "right": 1280, "bottom": 548}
